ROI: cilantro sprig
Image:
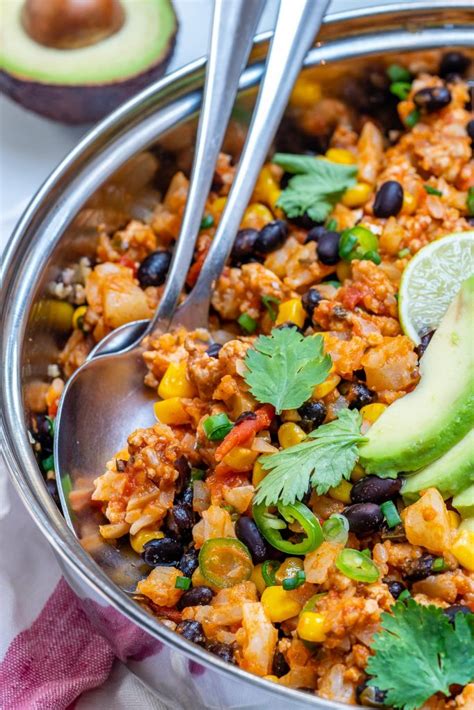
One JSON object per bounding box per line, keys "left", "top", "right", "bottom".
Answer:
{"left": 253, "top": 409, "right": 366, "bottom": 506}
{"left": 272, "top": 153, "right": 357, "bottom": 222}
{"left": 243, "top": 327, "right": 331, "bottom": 414}
{"left": 367, "top": 599, "right": 474, "bottom": 710}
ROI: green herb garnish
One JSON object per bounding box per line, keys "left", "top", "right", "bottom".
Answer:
{"left": 424, "top": 184, "right": 442, "bottom": 196}
{"left": 203, "top": 413, "right": 233, "bottom": 441}
{"left": 237, "top": 312, "right": 258, "bottom": 334}
{"left": 272, "top": 153, "right": 357, "bottom": 222}
{"left": 261, "top": 294, "right": 280, "bottom": 321}
{"left": 254, "top": 409, "right": 366, "bottom": 505}
{"left": 367, "top": 600, "right": 474, "bottom": 710}
{"left": 243, "top": 327, "right": 331, "bottom": 414}
{"left": 175, "top": 576, "right": 191, "bottom": 590}
{"left": 390, "top": 81, "right": 411, "bottom": 100}
{"left": 405, "top": 108, "right": 420, "bottom": 128}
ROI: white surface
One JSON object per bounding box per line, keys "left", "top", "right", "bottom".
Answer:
{"left": 0, "top": 1, "right": 412, "bottom": 708}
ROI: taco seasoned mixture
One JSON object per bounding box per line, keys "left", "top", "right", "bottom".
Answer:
{"left": 31, "top": 53, "right": 474, "bottom": 709}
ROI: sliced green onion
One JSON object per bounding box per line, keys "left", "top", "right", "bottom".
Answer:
{"left": 238, "top": 312, "right": 258, "bottom": 334}
{"left": 390, "top": 81, "right": 412, "bottom": 100}
{"left": 467, "top": 187, "right": 474, "bottom": 217}
{"left": 322, "top": 514, "right": 349, "bottom": 545}
{"left": 397, "top": 248, "right": 410, "bottom": 258}
{"left": 387, "top": 64, "right": 411, "bottom": 83}
{"left": 398, "top": 589, "right": 411, "bottom": 602}
{"left": 432, "top": 557, "right": 447, "bottom": 572}
{"left": 191, "top": 468, "right": 205, "bottom": 481}
{"left": 261, "top": 560, "right": 280, "bottom": 586}
{"left": 362, "top": 250, "right": 381, "bottom": 265}
{"left": 380, "top": 500, "right": 402, "bottom": 529}
{"left": 261, "top": 295, "right": 281, "bottom": 321}
{"left": 41, "top": 454, "right": 54, "bottom": 473}
{"left": 326, "top": 218, "right": 338, "bottom": 231}
{"left": 202, "top": 413, "right": 233, "bottom": 441}
{"left": 200, "top": 214, "right": 214, "bottom": 230}
{"left": 282, "top": 570, "right": 306, "bottom": 590}
{"left": 405, "top": 108, "right": 420, "bottom": 128}
{"left": 335, "top": 548, "right": 379, "bottom": 583}
{"left": 424, "top": 184, "right": 442, "bottom": 196}
{"left": 175, "top": 576, "right": 191, "bottom": 590}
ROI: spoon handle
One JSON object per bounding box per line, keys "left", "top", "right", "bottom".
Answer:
{"left": 145, "top": 0, "right": 265, "bottom": 335}
{"left": 174, "top": 0, "right": 330, "bottom": 330}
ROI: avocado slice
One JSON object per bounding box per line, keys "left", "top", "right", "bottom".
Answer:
{"left": 0, "top": 0, "right": 178, "bottom": 123}
{"left": 452, "top": 485, "right": 474, "bottom": 518}
{"left": 402, "top": 430, "right": 474, "bottom": 502}
{"left": 359, "top": 275, "right": 474, "bottom": 476}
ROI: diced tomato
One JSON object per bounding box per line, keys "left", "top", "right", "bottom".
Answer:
{"left": 214, "top": 404, "right": 274, "bottom": 462}
{"left": 338, "top": 284, "right": 369, "bottom": 310}
{"left": 119, "top": 255, "right": 138, "bottom": 277}
{"left": 186, "top": 248, "right": 209, "bottom": 287}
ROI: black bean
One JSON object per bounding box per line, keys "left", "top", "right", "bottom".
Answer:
{"left": 174, "top": 455, "right": 191, "bottom": 493}
{"left": 166, "top": 505, "right": 194, "bottom": 541}
{"left": 413, "top": 86, "right": 452, "bottom": 113}
{"left": 234, "top": 411, "right": 257, "bottom": 425}
{"left": 235, "top": 516, "right": 268, "bottom": 564}
{"left": 272, "top": 651, "right": 290, "bottom": 677}
{"left": 137, "top": 250, "right": 172, "bottom": 288}
{"left": 404, "top": 553, "right": 436, "bottom": 581}
{"left": 343, "top": 503, "right": 384, "bottom": 535}
{"left": 301, "top": 288, "right": 323, "bottom": 318}
{"left": 269, "top": 415, "right": 281, "bottom": 444}
{"left": 356, "top": 682, "right": 386, "bottom": 708}
{"left": 386, "top": 580, "right": 406, "bottom": 600}
{"left": 346, "top": 383, "right": 375, "bottom": 410}
{"left": 351, "top": 475, "right": 402, "bottom": 504}
{"left": 142, "top": 537, "right": 183, "bottom": 566}
{"left": 34, "top": 414, "right": 54, "bottom": 452}
{"left": 290, "top": 213, "right": 322, "bottom": 230}
{"left": 177, "top": 585, "right": 214, "bottom": 610}
{"left": 206, "top": 342, "right": 222, "bottom": 358}
{"left": 46, "top": 478, "right": 61, "bottom": 507}
{"left": 440, "top": 51, "right": 471, "bottom": 78}
{"left": 206, "top": 641, "right": 236, "bottom": 664}
{"left": 297, "top": 400, "right": 327, "bottom": 431}
{"left": 230, "top": 229, "right": 259, "bottom": 265}
{"left": 467, "top": 119, "right": 474, "bottom": 142}
{"left": 443, "top": 605, "right": 472, "bottom": 624}
{"left": 305, "top": 225, "right": 328, "bottom": 244}
{"left": 255, "top": 220, "right": 288, "bottom": 254}
{"left": 176, "top": 620, "right": 206, "bottom": 645}
{"left": 415, "top": 330, "right": 435, "bottom": 360}
{"left": 178, "top": 547, "right": 199, "bottom": 577}
{"left": 316, "top": 231, "right": 341, "bottom": 265}
{"left": 373, "top": 180, "right": 404, "bottom": 218}
{"left": 177, "top": 485, "right": 193, "bottom": 508}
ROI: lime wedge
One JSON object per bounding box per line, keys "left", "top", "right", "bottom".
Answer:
{"left": 398, "top": 231, "right": 474, "bottom": 344}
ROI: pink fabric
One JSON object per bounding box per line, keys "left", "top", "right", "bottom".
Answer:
{"left": 0, "top": 579, "right": 115, "bottom": 710}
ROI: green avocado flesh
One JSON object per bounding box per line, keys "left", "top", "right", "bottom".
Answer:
{"left": 1, "top": 0, "right": 177, "bottom": 84}
{"left": 452, "top": 485, "right": 474, "bottom": 518}
{"left": 359, "top": 275, "right": 474, "bottom": 476}
{"left": 402, "top": 430, "right": 474, "bottom": 502}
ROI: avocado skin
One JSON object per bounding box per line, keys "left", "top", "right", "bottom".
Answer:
{"left": 0, "top": 32, "right": 177, "bottom": 124}
{"left": 402, "top": 430, "right": 474, "bottom": 502}
{"left": 359, "top": 275, "right": 474, "bottom": 476}
{"left": 452, "top": 484, "right": 474, "bottom": 518}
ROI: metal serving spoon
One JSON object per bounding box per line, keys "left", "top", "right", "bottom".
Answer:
{"left": 55, "top": 0, "right": 329, "bottom": 560}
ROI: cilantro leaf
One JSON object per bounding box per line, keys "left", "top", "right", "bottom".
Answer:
{"left": 272, "top": 153, "right": 357, "bottom": 221}
{"left": 243, "top": 327, "right": 331, "bottom": 414}
{"left": 254, "top": 409, "right": 365, "bottom": 505}
{"left": 367, "top": 599, "right": 474, "bottom": 710}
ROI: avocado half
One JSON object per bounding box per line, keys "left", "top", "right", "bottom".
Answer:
{"left": 0, "top": 0, "right": 178, "bottom": 123}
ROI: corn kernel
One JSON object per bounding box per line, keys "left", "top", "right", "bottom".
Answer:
{"left": 402, "top": 191, "right": 417, "bottom": 215}
{"left": 290, "top": 77, "right": 322, "bottom": 107}
{"left": 252, "top": 459, "right": 268, "bottom": 487}
{"left": 350, "top": 463, "right": 366, "bottom": 482}
{"left": 281, "top": 409, "right": 301, "bottom": 423}
{"left": 261, "top": 586, "right": 302, "bottom": 622}
{"left": 250, "top": 564, "right": 267, "bottom": 595}
{"left": 158, "top": 361, "right": 196, "bottom": 399}
{"left": 242, "top": 203, "right": 274, "bottom": 230}
{"left": 329, "top": 480, "right": 353, "bottom": 504}
{"left": 448, "top": 510, "right": 461, "bottom": 530}
{"left": 72, "top": 305, "right": 87, "bottom": 330}
{"left": 336, "top": 261, "right": 352, "bottom": 283}
{"left": 130, "top": 529, "right": 164, "bottom": 554}
{"left": 210, "top": 196, "right": 227, "bottom": 220}
{"left": 278, "top": 422, "right": 307, "bottom": 449}
{"left": 154, "top": 397, "right": 190, "bottom": 425}
{"left": 341, "top": 182, "right": 372, "bottom": 208}
{"left": 254, "top": 166, "right": 281, "bottom": 209}
{"left": 222, "top": 446, "right": 258, "bottom": 472}
{"left": 263, "top": 675, "right": 280, "bottom": 683}
{"left": 275, "top": 298, "right": 306, "bottom": 328}
{"left": 297, "top": 612, "right": 327, "bottom": 642}
{"left": 313, "top": 374, "right": 341, "bottom": 399}
{"left": 451, "top": 530, "right": 474, "bottom": 572}
{"left": 360, "top": 402, "right": 387, "bottom": 424}
{"left": 325, "top": 148, "right": 357, "bottom": 165}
